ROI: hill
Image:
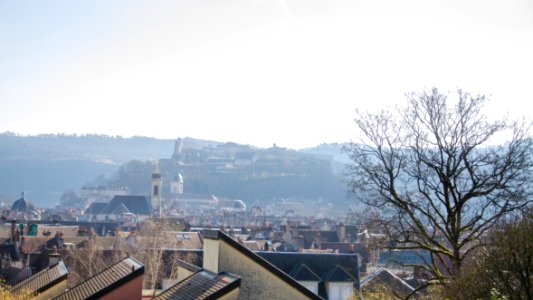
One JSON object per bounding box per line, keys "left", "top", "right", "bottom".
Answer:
{"left": 0, "top": 132, "right": 349, "bottom": 207}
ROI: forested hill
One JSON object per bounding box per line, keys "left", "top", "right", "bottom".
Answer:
{"left": 1, "top": 133, "right": 177, "bottom": 162}
{"left": 0, "top": 133, "right": 348, "bottom": 207}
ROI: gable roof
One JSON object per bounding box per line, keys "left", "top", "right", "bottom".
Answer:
{"left": 85, "top": 202, "right": 107, "bottom": 215}
{"left": 257, "top": 252, "right": 359, "bottom": 283}
{"left": 53, "top": 256, "right": 144, "bottom": 300}
{"left": 360, "top": 268, "right": 415, "bottom": 295}
{"left": 321, "top": 265, "right": 356, "bottom": 282}
{"left": 100, "top": 196, "right": 151, "bottom": 215}
{"left": 289, "top": 264, "right": 321, "bottom": 281}
{"left": 10, "top": 261, "right": 68, "bottom": 295}
{"left": 110, "top": 203, "right": 130, "bottom": 215}
{"left": 203, "top": 230, "right": 324, "bottom": 300}
{"left": 153, "top": 270, "right": 240, "bottom": 300}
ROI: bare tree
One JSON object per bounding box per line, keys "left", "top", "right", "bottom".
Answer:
{"left": 346, "top": 88, "right": 533, "bottom": 290}
{"left": 64, "top": 238, "right": 122, "bottom": 287}
{"left": 444, "top": 208, "right": 533, "bottom": 299}
{"left": 118, "top": 221, "right": 180, "bottom": 291}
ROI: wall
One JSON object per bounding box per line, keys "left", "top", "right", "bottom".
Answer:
{"left": 219, "top": 287, "right": 240, "bottom": 300}
{"left": 203, "top": 238, "right": 219, "bottom": 273}
{"left": 100, "top": 274, "right": 143, "bottom": 300}
{"left": 176, "top": 267, "right": 196, "bottom": 282}
{"left": 35, "top": 280, "right": 67, "bottom": 300}
{"left": 217, "top": 240, "right": 313, "bottom": 300}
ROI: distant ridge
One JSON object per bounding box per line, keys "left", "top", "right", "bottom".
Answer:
{"left": 0, "top": 132, "right": 348, "bottom": 207}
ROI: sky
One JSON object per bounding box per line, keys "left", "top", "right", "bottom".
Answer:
{"left": 1, "top": 0, "right": 532, "bottom": 149}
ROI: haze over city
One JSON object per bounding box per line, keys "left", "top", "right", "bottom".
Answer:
{"left": 1, "top": 0, "right": 532, "bottom": 149}
{"left": 1, "top": 1, "right": 533, "bottom": 299}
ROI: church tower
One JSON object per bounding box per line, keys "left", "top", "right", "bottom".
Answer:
{"left": 151, "top": 162, "right": 163, "bottom": 217}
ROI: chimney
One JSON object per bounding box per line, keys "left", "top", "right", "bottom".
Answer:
{"left": 48, "top": 246, "right": 61, "bottom": 267}
{"left": 202, "top": 230, "right": 221, "bottom": 273}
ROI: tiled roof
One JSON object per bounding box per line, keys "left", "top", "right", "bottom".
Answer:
{"left": 10, "top": 261, "right": 68, "bottom": 295}
{"left": 153, "top": 270, "right": 240, "bottom": 300}
{"left": 100, "top": 196, "right": 151, "bottom": 215}
{"left": 53, "top": 257, "right": 144, "bottom": 300}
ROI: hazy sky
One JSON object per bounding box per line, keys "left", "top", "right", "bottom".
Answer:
{"left": 1, "top": 0, "right": 532, "bottom": 149}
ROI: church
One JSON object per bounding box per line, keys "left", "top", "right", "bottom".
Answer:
{"left": 150, "top": 139, "right": 219, "bottom": 218}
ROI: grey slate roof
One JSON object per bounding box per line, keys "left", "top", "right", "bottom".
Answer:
{"left": 1, "top": 266, "right": 32, "bottom": 285}
{"left": 154, "top": 270, "right": 240, "bottom": 300}
{"left": 85, "top": 202, "right": 107, "bottom": 214}
{"left": 53, "top": 256, "right": 144, "bottom": 300}
{"left": 360, "top": 268, "right": 415, "bottom": 295}
{"left": 257, "top": 252, "right": 359, "bottom": 283}
{"left": 257, "top": 251, "right": 359, "bottom": 299}
{"left": 321, "top": 265, "right": 356, "bottom": 282}
{"left": 289, "top": 264, "right": 321, "bottom": 281}
{"left": 100, "top": 195, "right": 151, "bottom": 215}
{"left": 10, "top": 261, "right": 68, "bottom": 295}
{"left": 110, "top": 203, "right": 130, "bottom": 215}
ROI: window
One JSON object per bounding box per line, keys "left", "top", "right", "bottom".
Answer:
{"left": 176, "top": 233, "right": 191, "bottom": 240}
